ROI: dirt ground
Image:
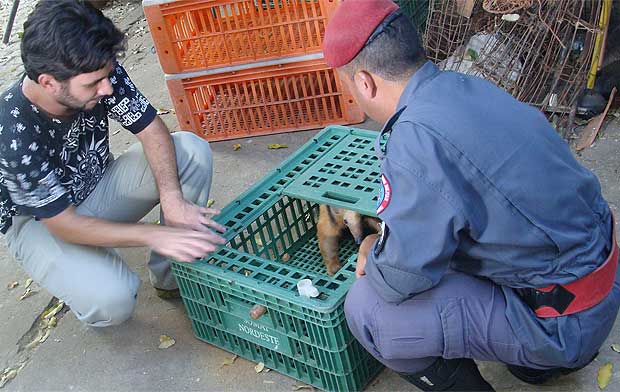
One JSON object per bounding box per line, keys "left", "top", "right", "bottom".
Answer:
{"left": 1, "top": 1, "right": 620, "bottom": 391}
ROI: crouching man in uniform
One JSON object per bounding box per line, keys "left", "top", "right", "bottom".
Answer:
{"left": 322, "top": 0, "right": 620, "bottom": 390}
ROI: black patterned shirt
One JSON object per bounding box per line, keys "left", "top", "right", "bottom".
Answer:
{"left": 0, "top": 63, "right": 157, "bottom": 233}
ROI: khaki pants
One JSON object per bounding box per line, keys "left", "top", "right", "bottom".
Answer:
{"left": 5, "top": 132, "right": 213, "bottom": 327}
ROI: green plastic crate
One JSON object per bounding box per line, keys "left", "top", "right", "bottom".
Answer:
{"left": 172, "top": 126, "right": 384, "bottom": 391}
{"left": 283, "top": 132, "right": 382, "bottom": 216}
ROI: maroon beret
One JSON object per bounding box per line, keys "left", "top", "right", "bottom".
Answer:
{"left": 323, "top": 0, "right": 400, "bottom": 68}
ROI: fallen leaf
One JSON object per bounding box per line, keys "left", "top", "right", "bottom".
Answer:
{"left": 577, "top": 87, "right": 617, "bottom": 151}
{"left": 501, "top": 13, "right": 520, "bottom": 22}
{"left": 233, "top": 144, "right": 241, "bottom": 151}
{"left": 16, "top": 32, "right": 23, "bottom": 39}
{"left": 0, "top": 369, "right": 17, "bottom": 386}
{"left": 612, "top": 344, "right": 620, "bottom": 353}
{"left": 38, "top": 329, "right": 51, "bottom": 343}
{"left": 244, "top": 270, "right": 251, "bottom": 277}
{"left": 281, "top": 253, "right": 290, "bottom": 262}
{"left": 268, "top": 144, "right": 288, "bottom": 150}
{"left": 157, "top": 108, "right": 171, "bottom": 115}
{"left": 1, "top": 362, "right": 26, "bottom": 387}
{"left": 47, "top": 316, "right": 58, "bottom": 328}
{"left": 221, "top": 355, "right": 238, "bottom": 367}
{"left": 24, "top": 278, "right": 33, "bottom": 289}
{"left": 577, "top": 114, "right": 603, "bottom": 151}
{"left": 292, "top": 385, "right": 313, "bottom": 391}
{"left": 7, "top": 281, "right": 18, "bottom": 290}
{"left": 4, "top": 370, "right": 17, "bottom": 379}
{"left": 41, "top": 301, "right": 64, "bottom": 320}
{"left": 112, "top": 130, "right": 121, "bottom": 135}
{"left": 207, "top": 199, "right": 215, "bottom": 208}
{"left": 255, "top": 362, "right": 265, "bottom": 373}
{"left": 158, "top": 335, "right": 176, "bottom": 349}
{"left": 598, "top": 363, "right": 613, "bottom": 389}
{"left": 19, "top": 288, "right": 36, "bottom": 300}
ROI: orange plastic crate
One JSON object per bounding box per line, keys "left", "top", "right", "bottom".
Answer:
{"left": 166, "top": 55, "right": 364, "bottom": 141}
{"left": 144, "top": 0, "right": 339, "bottom": 74}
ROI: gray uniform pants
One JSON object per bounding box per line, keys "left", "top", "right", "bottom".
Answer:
{"left": 5, "top": 132, "right": 213, "bottom": 327}
{"left": 345, "top": 268, "right": 620, "bottom": 374}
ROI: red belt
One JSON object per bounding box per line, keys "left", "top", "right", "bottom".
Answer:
{"left": 520, "top": 218, "right": 618, "bottom": 318}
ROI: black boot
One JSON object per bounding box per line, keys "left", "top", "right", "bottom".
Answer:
{"left": 506, "top": 365, "right": 567, "bottom": 385}
{"left": 507, "top": 351, "right": 598, "bottom": 385}
{"left": 399, "top": 357, "right": 494, "bottom": 391}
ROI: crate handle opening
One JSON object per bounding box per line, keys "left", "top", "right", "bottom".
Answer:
{"left": 321, "top": 191, "right": 359, "bottom": 205}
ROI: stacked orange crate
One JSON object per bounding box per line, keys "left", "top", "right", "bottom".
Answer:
{"left": 166, "top": 55, "right": 362, "bottom": 141}
{"left": 143, "top": 0, "right": 364, "bottom": 141}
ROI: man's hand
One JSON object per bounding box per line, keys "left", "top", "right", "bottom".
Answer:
{"left": 158, "top": 197, "right": 228, "bottom": 262}
{"left": 145, "top": 224, "right": 227, "bottom": 262}
{"left": 161, "top": 196, "right": 227, "bottom": 234}
{"left": 42, "top": 205, "right": 226, "bottom": 262}
{"left": 356, "top": 233, "right": 379, "bottom": 278}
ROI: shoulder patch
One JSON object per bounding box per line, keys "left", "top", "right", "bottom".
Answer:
{"left": 377, "top": 174, "right": 392, "bottom": 214}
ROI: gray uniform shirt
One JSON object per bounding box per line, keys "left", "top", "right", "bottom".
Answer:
{"left": 366, "top": 61, "right": 618, "bottom": 366}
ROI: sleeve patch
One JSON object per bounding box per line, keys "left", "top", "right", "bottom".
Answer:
{"left": 377, "top": 174, "right": 392, "bottom": 214}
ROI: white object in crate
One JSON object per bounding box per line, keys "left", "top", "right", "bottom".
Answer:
{"left": 297, "top": 279, "right": 319, "bottom": 298}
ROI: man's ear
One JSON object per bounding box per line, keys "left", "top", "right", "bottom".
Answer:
{"left": 353, "top": 70, "right": 377, "bottom": 101}
{"left": 37, "top": 73, "right": 62, "bottom": 94}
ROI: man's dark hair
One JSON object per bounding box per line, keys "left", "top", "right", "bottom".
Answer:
{"left": 341, "top": 12, "right": 426, "bottom": 82}
{"left": 21, "top": 0, "right": 126, "bottom": 82}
